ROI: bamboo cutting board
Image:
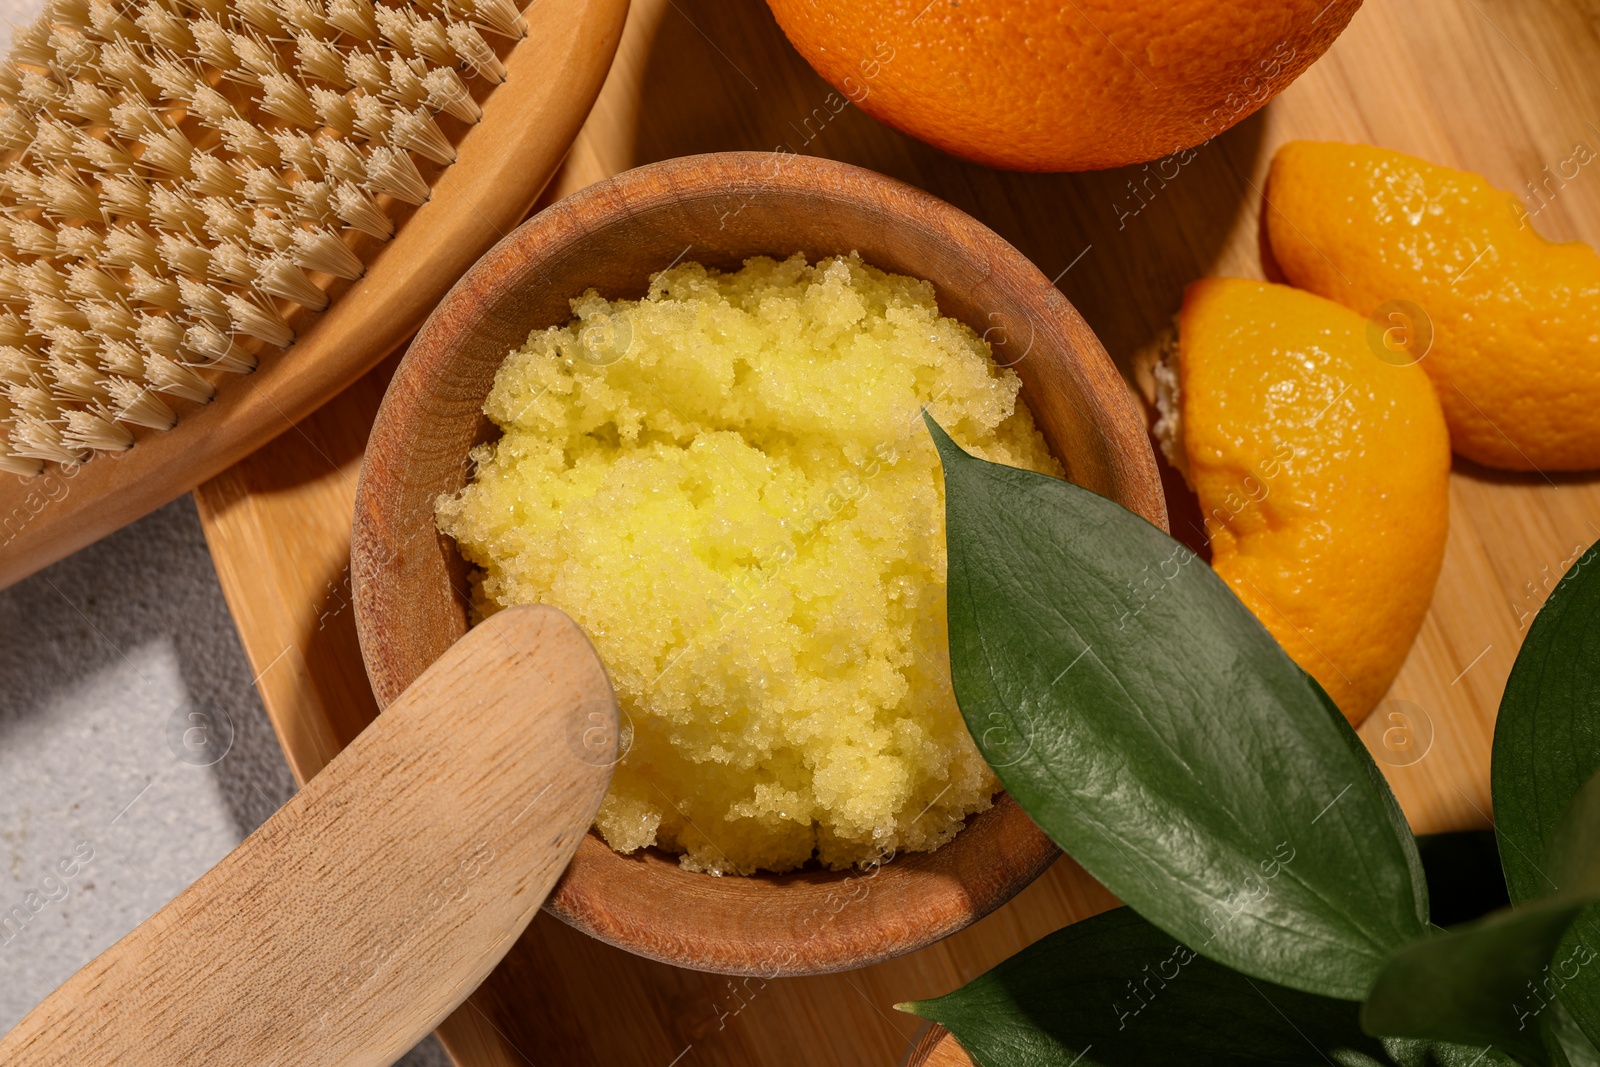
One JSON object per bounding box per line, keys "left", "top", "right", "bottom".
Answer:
{"left": 193, "top": 0, "right": 1600, "bottom": 1063}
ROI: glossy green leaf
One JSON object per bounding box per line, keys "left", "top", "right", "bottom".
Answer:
{"left": 1362, "top": 769, "right": 1600, "bottom": 1063}
{"left": 1308, "top": 667, "right": 1432, "bottom": 929}
{"left": 1543, "top": 771, "right": 1600, "bottom": 1060}
{"left": 929, "top": 417, "right": 1426, "bottom": 999}
{"left": 1494, "top": 542, "right": 1600, "bottom": 902}
{"left": 902, "top": 907, "right": 1507, "bottom": 1067}
{"left": 1544, "top": 999, "right": 1600, "bottom": 1067}
{"left": 1361, "top": 898, "right": 1591, "bottom": 1063}
{"left": 1491, "top": 541, "right": 1600, "bottom": 1050}
{"left": 1543, "top": 768, "right": 1600, "bottom": 896}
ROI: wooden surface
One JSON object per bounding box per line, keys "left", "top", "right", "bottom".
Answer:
{"left": 0, "top": 0, "right": 628, "bottom": 589}
{"left": 347, "top": 150, "right": 1161, "bottom": 979}
{"left": 904, "top": 1025, "right": 971, "bottom": 1067}
{"left": 193, "top": 0, "right": 1600, "bottom": 1063}
{"left": 0, "top": 605, "right": 615, "bottom": 1067}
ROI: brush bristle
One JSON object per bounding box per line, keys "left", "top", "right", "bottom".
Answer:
{"left": 0, "top": 0, "right": 511, "bottom": 469}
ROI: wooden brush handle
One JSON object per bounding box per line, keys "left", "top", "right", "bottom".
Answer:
{"left": 0, "top": 0, "right": 629, "bottom": 590}
{"left": 0, "top": 605, "right": 616, "bottom": 1067}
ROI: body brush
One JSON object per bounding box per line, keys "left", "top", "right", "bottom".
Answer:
{"left": 0, "top": 0, "right": 626, "bottom": 585}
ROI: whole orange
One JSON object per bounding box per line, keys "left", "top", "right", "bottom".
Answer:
{"left": 764, "top": 0, "right": 1363, "bottom": 172}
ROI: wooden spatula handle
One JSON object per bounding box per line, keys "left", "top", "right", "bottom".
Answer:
{"left": 0, "top": 604, "right": 616, "bottom": 1067}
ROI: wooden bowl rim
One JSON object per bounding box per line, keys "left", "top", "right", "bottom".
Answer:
{"left": 353, "top": 151, "right": 1163, "bottom": 976}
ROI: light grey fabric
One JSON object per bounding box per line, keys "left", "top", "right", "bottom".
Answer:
{"left": 0, "top": 497, "right": 449, "bottom": 1067}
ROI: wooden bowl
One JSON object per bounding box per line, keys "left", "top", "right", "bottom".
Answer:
{"left": 351, "top": 152, "right": 1166, "bottom": 976}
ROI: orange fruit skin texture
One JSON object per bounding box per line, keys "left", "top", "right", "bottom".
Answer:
{"left": 763, "top": 0, "right": 1362, "bottom": 172}
{"left": 1180, "top": 278, "right": 1451, "bottom": 725}
{"left": 1267, "top": 141, "right": 1600, "bottom": 471}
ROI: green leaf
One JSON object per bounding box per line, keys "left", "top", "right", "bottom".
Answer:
{"left": 928, "top": 416, "right": 1426, "bottom": 1000}
{"left": 901, "top": 907, "right": 1506, "bottom": 1067}
{"left": 1491, "top": 541, "right": 1600, "bottom": 1049}
{"left": 1361, "top": 769, "right": 1600, "bottom": 1063}
{"left": 1361, "top": 898, "right": 1592, "bottom": 1064}
{"left": 1544, "top": 999, "right": 1600, "bottom": 1067}
{"left": 1308, "top": 668, "right": 1432, "bottom": 931}
{"left": 1494, "top": 542, "right": 1600, "bottom": 903}
{"left": 1543, "top": 768, "right": 1600, "bottom": 895}
{"left": 1543, "top": 771, "right": 1600, "bottom": 1060}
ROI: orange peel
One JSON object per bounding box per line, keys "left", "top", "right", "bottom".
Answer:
{"left": 1267, "top": 140, "right": 1600, "bottom": 471}
{"left": 1159, "top": 278, "right": 1451, "bottom": 724}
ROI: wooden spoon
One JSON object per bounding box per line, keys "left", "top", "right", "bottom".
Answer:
{"left": 0, "top": 604, "right": 615, "bottom": 1067}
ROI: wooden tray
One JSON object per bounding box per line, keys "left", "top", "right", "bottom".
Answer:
{"left": 193, "top": 0, "right": 1600, "bottom": 1063}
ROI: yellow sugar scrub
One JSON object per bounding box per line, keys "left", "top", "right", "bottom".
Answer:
{"left": 436, "top": 252, "right": 1062, "bottom": 875}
